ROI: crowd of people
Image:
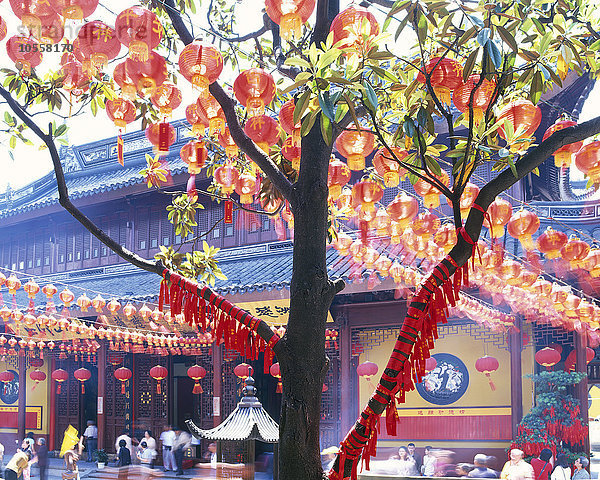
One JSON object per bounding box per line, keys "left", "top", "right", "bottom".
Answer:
{"left": 0, "top": 433, "right": 49, "bottom": 480}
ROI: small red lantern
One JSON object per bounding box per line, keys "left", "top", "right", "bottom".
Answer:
{"left": 114, "top": 366, "right": 132, "bottom": 394}
{"left": 180, "top": 140, "right": 208, "bottom": 174}
{"left": 196, "top": 95, "right": 226, "bottom": 135}
{"left": 6, "top": 36, "right": 43, "bottom": 77}
{"left": 51, "top": 0, "right": 99, "bottom": 20}
{"left": 0, "top": 371, "right": 14, "bottom": 395}
{"left": 373, "top": 147, "right": 408, "bottom": 188}
{"left": 235, "top": 173, "right": 258, "bottom": 205}
{"left": 351, "top": 181, "right": 383, "bottom": 215}
{"left": 387, "top": 192, "right": 419, "bottom": 230}
{"left": 145, "top": 122, "right": 176, "bottom": 156}
{"left": 330, "top": 6, "right": 379, "bottom": 50}
{"left": 542, "top": 120, "right": 583, "bottom": 168}
{"left": 282, "top": 136, "right": 301, "bottom": 171}
{"left": 23, "top": 279, "right": 40, "bottom": 300}
{"left": 214, "top": 164, "right": 240, "bottom": 195}
{"left": 74, "top": 367, "right": 91, "bottom": 394}
{"left": 178, "top": 42, "right": 223, "bottom": 97}
{"left": 115, "top": 6, "right": 163, "bottom": 62}
{"left": 475, "top": 355, "right": 499, "bottom": 391}
{"left": 356, "top": 361, "right": 378, "bottom": 380}
{"left": 126, "top": 52, "right": 167, "bottom": 97}
{"left": 77, "top": 21, "right": 121, "bottom": 71}
{"left": 233, "top": 68, "right": 276, "bottom": 117}
{"left": 218, "top": 127, "right": 239, "bottom": 159}
{"left": 29, "top": 370, "right": 46, "bottom": 390}
{"left": 507, "top": 209, "right": 540, "bottom": 251}
{"left": 30, "top": 358, "right": 44, "bottom": 369}
{"left": 186, "top": 104, "right": 208, "bottom": 138}
{"left": 149, "top": 365, "right": 168, "bottom": 394}
{"left": 537, "top": 227, "right": 568, "bottom": 260}
{"left": 560, "top": 236, "right": 590, "bottom": 270}
{"left": 269, "top": 362, "right": 282, "bottom": 393}
{"left": 483, "top": 197, "right": 513, "bottom": 238}
{"left": 335, "top": 127, "right": 375, "bottom": 171}
{"left": 497, "top": 99, "right": 542, "bottom": 151}
{"left": 535, "top": 347, "right": 561, "bottom": 370}
{"left": 279, "top": 99, "right": 301, "bottom": 146}
{"left": 585, "top": 249, "right": 600, "bottom": 278}
{"left": 59, "top": 288, "right": 75, "bottom": 307}
{"left": 122, "top": 302, "right": 137, "bottom": 319}
{"left": 113, "top": 61, "right": 136, "bottom": 99}
{"left": 6, "top": 274, "right": 22, "bottom": 294}
{"left": 452, "top": 75, "right": 496, "bottom": 124}
{"left": 417, "top": 57, "right": 464, "bottom": 105}
{"left": 187, "top": 365, "right": 206, "bottom": 394}
{"left": 151, "top": 82, "right": 182, "bottom": 117}
{"left": 327, "top": 159, "right": 351, "bottom": 199}
{"left": 574, "top": 141, "right": 600, "bottom": 187}
{"left": 233, "top": 363, "right": 252, "bottom": 379}
{"left": 413, "top": 172, "right": 449, "bottom": 209}
{"left": 265, "top": 0, "right": 316, "bottom": 41}
{"left": 0, "top": 17, "right": 6, "bottom": 43}
{"left": 244, "top": 115, "right": 280, "bottom": 153}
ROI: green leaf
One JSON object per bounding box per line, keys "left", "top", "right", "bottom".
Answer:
{"left": 370, "top": 65, "right": 400, "bottom": 83}
{"left": 507, "top": 156, "right": 518, "bottom": 178}
{"left": 496, "top": 25, "right": 518, "bottom": 52}
{"left": 55, "top": 124, "right": 68, "bottom": 137}
{"left": 90, "top": 97, "right": 97, "bottom": 116}
{"left": 9, "top": 136, "right": 16, "bottom": 148}
{"left": 285, "top": 57, "right": 312, "bottom": 69}
{"left": 529, "top": 70, "right": 544, "bottom": 104}
{"left": 362, "top": 81, "right": 378, "bottom": 114}
{"left": 462, "top": 48, "right": 479, "bottom": 82}
{"left": 318, "top": 91, "right": 335, "bottom": 121}
{"left": 477, "top": 28, "right": 491, "bottom": 47}
{"left": 425, "top": 155, "right": 442, "bottom": 176}
{"left": 488, "top": 41, "right": 503, "bottom": 69}
{"left": 317, "top": 49, "right": 341, "bottom": 70}
{"left": 416, "top": 12, "right": 428, "bottom": 44}
{"left": 320, "top": 114, "right": 333, "bottom": 145}
{"left": 293, "top": 90, "right": 311, "bottom": 125}
{"left": 300, "top": 109, "right": 319, "bottom": 137}
{"left": 395, "top": 14, "right": 410, "bottom": 41}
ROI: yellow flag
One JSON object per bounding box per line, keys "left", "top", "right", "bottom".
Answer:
{"left": 60, "top": 425, "right": 79, "bottom": 458}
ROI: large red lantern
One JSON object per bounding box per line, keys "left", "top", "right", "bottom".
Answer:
{"left": 30, "top": 13, "right": 65, "bottom": 45}
{"left": 234, "top": 363, "right": 253, "bottom": 379}
{"left": 351, "top": 181, "right": 383, "bottom": 215}
{"left": 235, "top": 173, "right": 258, "bottom": 205}
{"left": 6, "top": 36, "right": 43, "bottom": 77}
{"left": 234, "top": 68, "right": 276, "bottom": 117}
{"left": 585, "top": 249, "right": 600, "bottom": 278}
{"left": 335, "top": 127, "right": 375, "bottom": 171}
{"left": 507, "top": 209, "right": 540, "bottom": 251}
{"left": 113, "top": 61, "right": 136, "bottom": 100}
{"left": 356, "top": 361, "right": 378, "bottom": 380}
{"left": 387, "top": 192, "right": 419, "bottom": 230}
{"left": 196, "top": 95, "right": 226, "bottom": 135}
{"left": 413, "top": 172, "right": 449, "bottom": 209}
{"left": 412, "top": 211, "right": 441, "bottom": 241}
{"left": 0, "top": 371, "right": 14, "bottom": 395}
{"left": 115, "top": 6, "right": 163, "bottom": 62}
{"left": 74, "top": 367, "right": 91, "bottom": 394}
{"left": 475, "top": 355, "right": 499, "bottom": 391}
{"left": 29, "top": 370, "right": 46, "bottom": 390}
{"left": 279, "top": 99, "right": 301, "bottom": 146}
{"left": 187, "top": 365, "right": 206, "bottom": 394}
{"left": 269, "top": 362, "right": 282, "bottom": 393}
{"left": 214, "top": 164, "right": 240, "bottom": 195}
{"left": 145, "top": 122, "right": 176, "bottom": 155}
{"left": 51, "top": 0, "right": 99, "bottom": 20}
{"left": 452, "top": 75, "right": 495, "bottom": 124}
{"left": 114, "top": 366, "right": 132, "bottom": 394}
{"left": 77, "top": 21, "right": 121, "bottom": 71}
{"left": 51, "top": 368, "right": 68, "bottom": 394}
{"left": 542, "top": 120, "right": 583, "bottom": 168}
{"left": 417, "top": 57, "right": 464, "bottom": 105}
{"left": 180, "top": 140, "right": 207, "bottom": 174}
{"left": 535, "top": 347, "right": 561, "bottom": 370}
{"left": 265, "top": 0, "right": 315, "bottom": 41}
{"left": 178, "top": 42, "right": 223, "bottom": 97}
{"left": 574, "top": 141, "right": 600, "bottom": 187}
{"left": 561, "top": 236, "right": 590, "bottom": 269}
{"left": 449, "top": 182, "right": 480, "bottom": 221}
{"left": 150, "top": 82, "right": 182, "bottom": 117}
{"left": 244, "top": 115, "right": 280, "bottom": 153}
{"left": 126, "top": 52, "right": 167, "bottom": 97}
{"left": 483, "top": 197, "right": 513, "bottom": 238}
{"left": 149, "top": 365, "right": 167, "bottom": 394}
{"left": 372, "top": 147, "right": 408, "bottom": 187}
{"left": 330, "top": 6, "right": 379, "bottom": 50}
{"left": 106, "top": 98, "right": 136, "bottom": 129}
{"left": 497, "top": 99, "right": 542, "bottom": 151}
{"left": 537, "top": 227, "right": 568, "bottom": 260}
{"left": 9, "top": 0, "right": 54, "bottom": 32}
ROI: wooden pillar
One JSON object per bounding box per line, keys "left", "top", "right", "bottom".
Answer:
{"left": 49, "top": 357, "right": 56, "bottom": 451}
{"left": 339, "top": 308, "right": 352, "bottom": 436}
{"left": 509, "top": 318, "right": 523, "bottom": 438}
{"left": 97, "top": 340, "right": 106, "bottom": 450}
{"left": 213, "top": 344, "right": 222, "bottom": 427}
{"left": 575, "top": 330, "right": 590, "bottom": 454}
{"left": 18, "top": 354, "right": 26, "bottom": 441}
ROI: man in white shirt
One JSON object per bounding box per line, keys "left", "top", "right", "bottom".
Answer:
{"left": 172, "top": 428, "right": 192, "bottom": 476}
{"left": 83, "top": 421, "right": 98, "bottom": 462}
{"left": 114, "top": 430, "right": 133, "bottom": 460}
{"left": 159, "top": 425, "right": 176, "bottom": 472}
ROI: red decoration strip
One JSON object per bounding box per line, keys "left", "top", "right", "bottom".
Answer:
{"left": 224, "top": 200, "right": 233, "bottom": 224}
{"left": 117, "top": 132, "right": 124, "bottom": 166}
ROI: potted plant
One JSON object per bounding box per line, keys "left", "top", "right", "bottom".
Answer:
{"left": 96, "top": 450, "right": 108, "bottom": 469}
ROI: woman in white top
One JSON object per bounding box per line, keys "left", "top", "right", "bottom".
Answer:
{"left": 395, "top": 446, "right": 419, "bottom": 476}
{"left": 551, "top": 455, "right": 571, "bottom": 480}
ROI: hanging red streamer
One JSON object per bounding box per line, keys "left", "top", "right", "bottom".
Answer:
{"left": 117, "top": 132, "right": 124, "bottom": 166}
{"left": 224, "top": 200, "right": 233, "bottom": 224}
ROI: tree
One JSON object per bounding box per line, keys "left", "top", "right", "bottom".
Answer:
{"left": 512, "top": 370, "right": 587, "bottom": 463}
{"left": 0, "top": 0, "right": 600, "bottom": 479}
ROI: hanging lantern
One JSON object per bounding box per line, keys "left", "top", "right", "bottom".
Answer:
{"left": 453, "top": 182, "right": 480, "bottom": 221}
{"left": 372, "top": 208, "right": 391, "bottom": 237}
{"left": 387, "top": 192, "right": 419, "bottom": 230}
{"left": 30, "top": 13, "right": 65, "bottom": 45}
{"left": 114, "top": 366, "right": 132, "bottom": 394}
{"left": 234, "top": 363, "right": 253, "bottom": 379}
{"left": 475, "top": 355, "right": 499, "bottom": 391}
{"left": 434, "top": 223, "right": 457, "bottom": 254}
{"left": 107, "top": 298, "right": 121, "bottom": 314}
{"left": 269, "top": 362, "right": 282, "bottom": 393}
{"left": 335, "top": 127, "right": 375, "bottom": 171}
{"left": 452, "top": 75, "right": 496, "bottom": 124}
{"left": 77, "top": 21, "right": 121, "bottom": 71}
{"left": 178, "top": 42, "right": 223, "bottom": 97}
{"left": 497, "top": 99, "right": 542, "bottom": 152}
{"left": 51, "top": 0, "right": 99, "bottom": 20}
{"left": 356, "top": 361, "right": 378, "bottom": 380}
{"left": 59, "top": 288, "right": 75, "bottom": 308}
{"left": 6, "top": 275, "right": 21, "bottom": 294}
{"left": 126, "top": 52, "right": 167, "bottom": 96}
{"left": 373, "top": 254, "right": 392, "bottom": 276}
{"left": 214, "top": 164, "right": 240, "bottom": 195}
{"left": 412, "top": 211, "right": 441, "bottom": 242}
{"left": 574, "top": 141, "right": 600, "bottom": 187}
{"left": 279, "top": 99, "right": 301, "bottom": 146}
{"left": 282, "top": 136, "right": 301, "bottom": 171}
{"left": 196, "top": 95, "right": 226, "bottom": 135}
{"left": 113, "top": 61, "right": 136, "bottom": 99}
{"left": 372, "top": 147, "right": 408, "bottom": 188}
{"left": 542, "top": 120, "right": 583, "bottom": 168}
{"left": 187, "top": 365, "right": 206, "bottom": 394}
{"left": 115, "top": 6, "right": 163, "bottom": 62}
{"left": 180, "top": 139, "right": 208, "bottom": 174}
{"left": 235, "top": 173, "right": 258, "bottom": 205}
{"left": 413, "top": 172, "right": 449, "bottom": 209}
{"left": 8, "top": 0, "right": 54, "bottom": 33}
{"left": 234, "top": 68, "right": 276, "bottom": 117}
{"left": 218, "top": 127, "right": 239, "bottom": 159}
{"left": 0, "top": 17, "right": 6, "bottom": 42}
{"left": 150, "top": 82, "right": 182, "bottom": 117}
{"left": 244, "top": 115, "right": 280, "bottom": 153}
{"left": 330, "top": 6, "right": 379, "bottom": 50}
{"left": 73, "top": 367, "right": 91, "bottom": 394}
{"left": 585, "top": 249, "right": 600, "bottom": 278}
{"left": 482, "top": 197, "right": 513, "bottom": 238}
{"left": 507, "top": 208, "right": 540, "bottom": 251}
{"left": 145, "top": 122, "right": 176, "bottom": 156}
{"left": 23, "top": 279, "right": 40, "bottom": 312}
{"left": 123, "top": 302, "right": 137, "bottom": 319}
{"left": 537, "top": 227, "right": 568, "bottom": 260}
{"left": 265, "top": 0, "right": 316, "bottom": 41}
{"left": 106, "top": 98, "right": 136, "bottom": 166}
{"left": 149, "top": 365, "right": 167, "bottom": 394}
{"left": 416, "top": 57, "right": 464, "bottom": 105}
{"left": 0, "top": 371, "right": 14, "bottom": 395}
{"left": 74, "top": 293, "right": 91, "bottom": 312}
{"left": 29, "top": 370, "right": 46, "bottom": 390}
{"left": 6, "top": 36, "right": 43, "bottom": 76}
{"left": 560, "top": 236, "right": 590, "bottom": 270}
{"left": 333, "top": 231, "right": 353, "bottom": 256}
{"left": 327, "top": 159, "right": 351, "bottom": 199}
{"left": 351, "top": 181, "right": 383, "bottom": 215}
{"left": 185, "top": 104, "right": 208, "bottom": 138}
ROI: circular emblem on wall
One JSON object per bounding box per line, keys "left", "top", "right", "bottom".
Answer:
{"left": 416, "top": 353, "right": 469, "bottom": 405}
{"left": 0, "top": 369, "right": 19, "bottom": 405}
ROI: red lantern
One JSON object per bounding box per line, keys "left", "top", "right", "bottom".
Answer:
{"left": 373, "top": 147, "right": 408, "bottom": 188}
{"left": 434, "top": 223, "right": 457, "bottom": 254}
{"left": 29, "top": 370, "right": 46, "bottom": 390}
{"left": 475, "top": 355, "right": 499, "bottom": 391}
{"left": 542, "top": 120, "right": 583, "bottom": 168}
{"left": 497, "top": 99, "right": 542, "bottom": 151}
{"left": 106, "top": 98, "right": 136, "bottom": 129}
{"left": 452, "top": 75, "right": 496, "bottom": 124}
{"left": 77, "top": 21, "right": 121, "bottom": 71}
{"left": 327, "top": 159, "right": 351, "bottom": 199}
{"left": 114, "top": 366, "right": 132, "bottom": 394}
{"left": 269, "top": 362, "right": 282, "bottom": 393}
{"left": 0, "top": 17, "right": 7, "bottom": 42}
{"left": 265, "top": 0, "right": 315, "bottom": 41}
{"left": 413, "top": 172, "right": 449, "bottom": 209}
{"left": 178, "top": 42, "right": 223, "bottom": 97}
{"left": 535, "top": 347, "right": 561, "bottom": 370}
{"left": 150, "top": 82, "right": 182, "bottom": 117}
{"left": 233, "top": 363, "right": 252, "bottom": 379}
{"left": 180, "top": 140, "right": 207, "bottom": 174}
{"left": 333, "top": 231, "right": 353, "bottom": 256}
{"left": 185, "top": 104, "right": 208, "bottom": 138}
{"left": 387, "top": 192, "right": 419, "bottom": 230}
{"left": 537, "top": 227, "right": 568, "bottom": 260}
{"left": 233, "top": 68, "right": 276, "bottom": 117}
{"left": 23, "top": 279, "right": 40, "bottom": 300}
{"left": 235, "top": 173, "right": 258, "bottom": 205}
{"left": 6, "top": 274, "right": 22, "bottom": 294}
{"left": 560, "top": 236, "right": 590, "bottom": 270}
{"left": 279, "top": 99, "right": 301, "bottom": 146}
{"left": 483, "top": 197, "right": 513, "bottom": 238}
{"left": 507, "top": 209, "right": 540, "bottom": 251}
{"left": 8, "top": 0, "right": 54, "bottom": 32}
{"left": 122, "top": 302, "right": 137, "bottom": 319}
{"left": 74, "top": 367, "right": 91, "bottom": 394}
{"left": 356, "top": 361, "right": 378, "bottom": 380}
{"left": 149, "top": 365, "right": 167, "bottom": 394}
{"left": 187, "top": 365, "right": 206, "bottom": 394}
{"left": 115, "top": 6, "right": 163, "bottom": 62}
{"left": 0, "top": 371, "right": 14, "bottom": 395}
{"left": 335, "top": 127, "right": 375, "bottom": 171}
{"left": 351, "top": 181, "right": 383, "bottom": 215}
{"left": 417, "top": 57, "right": 464, "bottom": 105}
{"left": 59, "top": 288, "right": 75, "bottom": 307}
{"left": 282, "top": 136, "right": 301, "bottom": 171}
{"left": 113, "top": 61, "right": 136, "bottom": 99}
{"left": 330, "top": 6, "right": 379, "bottom": 50}
{"left": 30, "top": 13, "right": 65, "bottom": 45}
{"left": 6, "top": 36, "right": 43, "bottom": 76}
{"left": 145, "top": 122, "right": 176, "bottom": 155}
{"left": 126, "top": 52, "right": 167, "bottom": 97}
{"left": 585, "top": 249, "right": 600, "bottom": 278}
{"left": 30, "top": 358, "right": 44, "bottom": 369}
{"left": 574, "top": 141, "right": 600, "bottom": 187}
{"left": 244, "top": 115, "right": 280, "bottom": 153}
{"left": 412, "top": 211, "right": 441, "bottom": 242}
{"left": 214, "top": 164, "right": 240, "bottom": 195}
{"left": 51, "top": 0, "right": 99, "bottom": 20}
{"left": 218, "top": 127, "right": 238, "bottom": 159}
{"left": 196, "top": 95, "right": 226, "bottom": 135}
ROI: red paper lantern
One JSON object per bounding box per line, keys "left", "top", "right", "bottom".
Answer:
{"left": 330, "top": 6, "right": 379, "bottom": 50}
{"left": 51, "top": 0, "right": 99, "bottom": 20}
{"left": 356, "top": 361, "right": 378, "bottom": 380}
{"left": 0, "top": 17, "right": 7, "bottom": 42}
{"left": 30, "top": 358, "right": 44, "bottom": 369}
{"left": 8, "top": 0, "right": 54, "bottom": 32}
{"left": 585, "top": 249, "right": 600, "bottom": 278}
{"left": 233, "top": 68, "right": 276, "bottom": 117}
{"left": 115, "top": 6, "right": 163, "bottom": 62}
{"left": 187, "top": 365, "right": 206, "bottom": 394}
{"left": 269, "top": 362, "right": 282, "bottom": 393}
{"left": 417, "top": 57, "right": 464, "bottom": 105}
{"left": 542, "top": 120, "right": 583, "bottom": 168}
{"left": 214, "top": 164, "right": 240, "bottom": 195}
{"left": 145, "top": 122, "right": 176, "bottom": 155}
{"left": 265, "top": 0, "right": 315, "bottom": 41}
{"left": 185, "top": 104, "right": 208, "bottom": 138}
{"left": 74, "top": 367, "right": 91, "bottom": 394}
{"left": 327, "top": 159, "right": 351, "bottom": 199}
{"left": 126, "top": 52, "right": 167, "bottom": 97}
{"left": 6, "top": 36, "right": 43, "bottom": 76}
{"left": 113, "top": 61, "right": 136, "bottom": 99}
{"left": 114, "top": 366, "right": 132, "bottom": 394}
{"left": 244, "top": 115, "right": 280, "bottom": 153}
{"left": 178, "top": 42, "right": 223, "bottom": 97}
{"left": 149, "top": 365, "right": 167, "bottom": 394}
{"left": 150, "top": 82, "right": 182, "bottom": 117}
{"left": 335, "top": 127, "right": 375, "bottom": 171}
{"left": 574, "top": 141, "right": 600, "bottom": 187}
{"left": 434, "top": 223, "right": 457, "bottom": 254}
{"left": 483, "top": 197, "right": 513, "bottom": 238}
{"left": 452, "top": 75, "right": 496, "bottom": 124}
{"left": 233, "top": 363, "right": 252, "bottom": 379}
{"left": 537, "top": 227, "right": 568, "bottom": 260}
{"left": 351, "top": 181, "right": 383, "bottom": 215}
{"left": 29, "top": 370, "right": 46, "bottom": 390}
{"left": 333, "top": 231, "right": 353, "bottom": 256}
{"left": 412, "top": 211, "right": 441, "bottom": 241}
{"left": 535, "top": 347, "right": 561, "bottom": 370}
{"left": 497, "top": 99, "right": 542, "bottom": 150}
{"left": 30, "top": 13, "right": 65, "bottom": 45}
{"left": 235, "top": 173, "right": 258, "bottom": 205}
{"left": 196, "top": 95, "right": 226, "bottom": 135}
{"left": 77, "top": 21, "right": 121, "bottom": 71}
{"left": 23, "top": 280, "right": 40, "bottom": 299}
{"left": 6, "top": 275, "right": 22, "bottom": 294}
{"left": 387, "top": 192, "right": 419, "bottom": 230}
{"left": 282, "top": 136, "right": 301, "bottom": 171}
{"left": 0, "top": 371, "right": 14, "bottom": 395}
{"left": 475, "top": 355, "right": 499, "bottom": 391}
{"left": 372, "top": 147, "right": 408, "bottom": 188}
{"left": 218, "top": 127, "right": 239, "bottom": 159}
{"left": 279, "top": 99, "right": 301, "bottom": 146}
{"left": 560, "top": 236, "right": 590, "bottom": 269}
{"left": 106, "top": 98, "right": 136, "bottom": 129}
{"left": 413, "top": 172, "right": 449, "bottom": 209}
{"left": 507, "top": 209, "right": 540, "bottom": 251}
{"left": 180, "top": 140, "right": 208, "bottom": 174}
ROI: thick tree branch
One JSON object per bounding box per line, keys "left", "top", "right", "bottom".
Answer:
{"left": 206, "top": 0, "right": 270, "bottom": 43}
{"left": 312, "top": 0, "right": 331, "bottom": 45}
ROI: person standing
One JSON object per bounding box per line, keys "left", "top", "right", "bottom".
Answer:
{"left": 408, "top": 443, "right": 423, "bottom": 474}
{"left": 395, "top": 446, "right": 419, "bottom": 476}
{"left": 142, "top": 431, "right": 157, "bottom": 468}
{"left": 172, "top": 428, "right": 192, "bottom": 476}
{"left": 501, "top": 449, "right": 535, "bottom": 480}
{"left": 159, "top": 425, "right": 176, "bottom": 472}
{"left": 117, "top": 439, "right": 131, "bottom": 467}
{"left": 531, "top": 449, "right": 553, "bottom": 480}
{"left": 572, "top": 457, "right": 590, "bottom": 480}
{"left": 35, "top": 438, "right": 48, "bottom": 480}
{"left": 83, "top": 421, "right": 98, "bottom": 462}
{"left": 4, "top": 443, "right": 32, "bottom": 480}
{"left": 469, "top": 454, "right": 498, "bottom": 478}
{"left": 114, "top": 429, "right": 133, "bottom": 460}
{"left": 550, "top": 455, "right": 571, "bottom": 480}
{"left": 422, "top": 446, "right": 436, "bottom": 476}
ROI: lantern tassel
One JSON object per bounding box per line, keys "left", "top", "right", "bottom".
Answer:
{"left": 81, "top": 383, "right": 85, "bottom": 394}
{"left": 156, "top": 382, "right": 161, "bottom": 395}
{"left": 486, "top": 373, "right": 496, "bottom": 391}
{"left": 186, "top": 175, "right": 197, "bottom": 202}
{"left": 193, "top": 381, "right": 202, "bottom": 394}
{"left": 121, "top": 382, "right": 126, "bottom": 395}
{"left": 56, "top": 383, "right": 62, "bottom": 394}
{"left": 276, "top": 381, "right": 282, "bottom": 394}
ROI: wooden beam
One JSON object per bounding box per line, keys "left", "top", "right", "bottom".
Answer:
{"left": 509, "top": 319, "right": 523, "bottom": 438}
{"left": 575, "top": 329, "right": 590, "bottom": 454}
